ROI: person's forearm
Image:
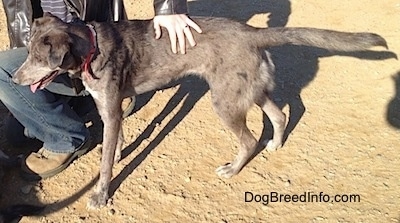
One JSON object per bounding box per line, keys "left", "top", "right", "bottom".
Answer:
{"left": 153, "top": 0, "right": 188, "bottom": 15}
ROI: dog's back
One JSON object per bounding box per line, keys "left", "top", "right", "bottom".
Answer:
{"left": 89, "top": 17, "right": 386, "bottom": 107}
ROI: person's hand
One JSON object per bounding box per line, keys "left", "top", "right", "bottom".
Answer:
{"left": 153, "top": 14, "right": 202, "bottom": 54}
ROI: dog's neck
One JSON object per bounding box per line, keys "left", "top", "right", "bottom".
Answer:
{"left": 66, "top": 21, "right": 99, "bottom": 80}
{"left": 81, "top": 24, "right": 97, "bottom": 81}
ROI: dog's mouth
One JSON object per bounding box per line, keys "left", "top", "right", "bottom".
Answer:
{"left": 30, "top": 71, "right": 59, "bottom": 93}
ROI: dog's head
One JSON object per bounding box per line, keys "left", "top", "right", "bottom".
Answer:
{"left": 13, "top": 13, "right": 84, "bottom": 93}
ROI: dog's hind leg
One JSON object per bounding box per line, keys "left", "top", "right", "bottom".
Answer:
{"left": 256, "top": 94, "right": 286, "bottom": 152}
{"left": 114, "top": 126, "right": 124, "bottom": 163}
{"left": 255, "top": 50, "right": 286, "bottom": 152}
{"left": 212, "top": 99, "right": 258, "bottom": 178}
{"left": 114, "top": 97, "right": 132, "bottom": 163}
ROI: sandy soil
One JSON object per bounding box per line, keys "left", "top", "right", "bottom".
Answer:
{"left": 0, "top": 0, "right": 399, "bottom": 222}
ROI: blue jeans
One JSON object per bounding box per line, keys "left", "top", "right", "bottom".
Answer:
{"left": 0, "top": 47, "right": 90, "bottom": 153}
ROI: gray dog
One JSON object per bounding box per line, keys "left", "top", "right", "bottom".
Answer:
{"left": 13, "top": 13, "right": 387, "bottom": 209}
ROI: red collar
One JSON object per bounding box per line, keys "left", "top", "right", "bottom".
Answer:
{"left": 82, "top": 24, "right": 97, "bottom": 81}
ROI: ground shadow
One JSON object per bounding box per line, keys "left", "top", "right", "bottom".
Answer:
{"left": 386, "top": 71, "right": 400, "bottom": 129}
{"left": 244, "top": 47, "right": 396, "bottom": 163}
{"left": 188, "top": 0, "right": 291, "bottom": 27}
{"left": 0, "top": 101, "right": 100, "bottom": 221}
{"left": 265, "top": 47, "right": 396, "bottom": 145}
{"left": 110, "top": 76, "right": 209, "bottom": 196}
{"left": 0, "top": 168, "right": 98, "bottom": 220}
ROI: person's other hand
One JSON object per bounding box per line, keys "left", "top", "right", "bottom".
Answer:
{"left": 153, "top": 14, "right": 202, "bottom": 54}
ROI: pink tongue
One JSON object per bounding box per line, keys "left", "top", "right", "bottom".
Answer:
{"left": 30, "top": 82, "right": 41, "bottom": 93}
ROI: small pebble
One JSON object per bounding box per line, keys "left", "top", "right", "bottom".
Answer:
{"left": 108, "top": 208, "right": 116, "bottom": 216}
{"left": 313, "top": 216, "right": 325, "bottom": 221}
{"left": 158, "top": 154, "right": 167, "bottom": 159}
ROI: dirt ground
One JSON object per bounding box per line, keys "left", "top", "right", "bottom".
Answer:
{"left": 0, "top": 0, "right": 399, "bottom": 222}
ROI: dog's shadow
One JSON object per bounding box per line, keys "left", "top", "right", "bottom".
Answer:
{"left": 108, "top": 77, "right": 208, "bottom": 194}
{"left": 107, "top": 0, "right": 397, "bottom": 196}
{"left": 188, "top": 0, "right": 291, "bottom": 27}
{"left": 386, "top": 71, "right": 400, "bottom": 129}
{"left": 0, "top": 116, "right": 99, "bottom": 220}
{"left": 257, "top": 46, "right": 397, "bottom": 153}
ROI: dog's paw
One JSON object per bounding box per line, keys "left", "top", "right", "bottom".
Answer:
{"left": 215, "top": 163, "right": 238, "bottom": 178}
{"left": 264, "top": 140, "right": 282, "bottom": 152}
{"left": 87, "top": 192, "right": 108, "bottom": 210}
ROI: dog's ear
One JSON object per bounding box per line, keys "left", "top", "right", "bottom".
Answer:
{"left": 43, "top": 34, "right": 72, "bottom": 69}
{"left": 48, "top": 48, "right": 67, "bottom": 69}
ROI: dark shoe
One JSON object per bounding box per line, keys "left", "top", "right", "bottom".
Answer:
{"left": 20, "top": 138, "right": 91, "bottom": 181}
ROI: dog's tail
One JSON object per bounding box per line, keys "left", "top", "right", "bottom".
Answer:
{"left": 253, "top": 27, "right": 387, "bottom": 51}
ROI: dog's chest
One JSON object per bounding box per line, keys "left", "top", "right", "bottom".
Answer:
{"left": 82, "top": 81, "right": 100, "bottom": 100}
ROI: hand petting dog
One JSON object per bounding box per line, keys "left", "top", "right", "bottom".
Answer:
{"left": 154, "top": 14, "right": 203, "bottom": 54}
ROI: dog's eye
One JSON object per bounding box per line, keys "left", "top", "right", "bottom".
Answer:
{"left": 43, "top": 36, "right": 50, "bottom": 45}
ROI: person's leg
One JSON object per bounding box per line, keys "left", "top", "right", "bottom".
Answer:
{"left": 0, "top": 47, "right": 90, "bottom": 180}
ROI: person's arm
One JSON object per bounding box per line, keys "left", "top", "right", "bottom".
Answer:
{"left": 2, "top": 0, "right": 42, "bottom": 48}
{"left": 154, "top": 0, "right": 188, "bottom": 15}
{"left": 153, "top": 0, "right": 202, "bottom": 54}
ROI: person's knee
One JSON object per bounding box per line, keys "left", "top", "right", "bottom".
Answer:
{"left": 0, "top": 48, "right": 28, "bottom": 98}
{"left": 0, "top": 47, "right": 28, "bottom": 80}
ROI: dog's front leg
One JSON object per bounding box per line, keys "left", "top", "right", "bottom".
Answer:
{"left": 87, "top": 98, "right": 123, "bottom": 209}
